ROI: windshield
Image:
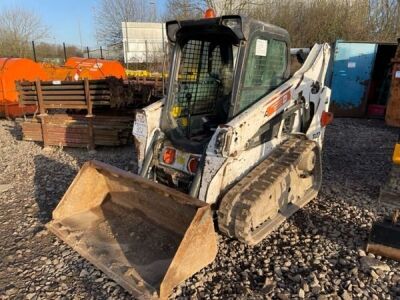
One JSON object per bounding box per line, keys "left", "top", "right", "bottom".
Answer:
{"left": 170, "top": 38, "right": 238, "bottom": 141}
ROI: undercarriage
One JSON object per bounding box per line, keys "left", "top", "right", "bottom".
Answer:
{"left": 218, "top": 136, "right": 321, "bottom": 244}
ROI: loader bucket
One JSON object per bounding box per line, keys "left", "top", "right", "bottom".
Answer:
{"left": 47, "top": 160, "right": 218, "bottom": 299}
{"left": 367, "top": 219, "right": 400, "bottom": 261}
{"left": 367, "top": 165, "right": 400, "bottom": 261}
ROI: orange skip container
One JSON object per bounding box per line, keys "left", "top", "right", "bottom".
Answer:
{"left": 64, "top": 57, "right": 127, "bottom": 80}
{"left": 0, "top": 58, "right": 49, "bottom": 118}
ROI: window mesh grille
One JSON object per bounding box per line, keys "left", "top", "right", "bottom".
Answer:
{"left": 175, "top": 40, "right": 222, "bottom": 117}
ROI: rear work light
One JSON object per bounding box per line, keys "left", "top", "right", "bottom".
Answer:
{"left": 321, "top": 111, "right": 334, "bottom": 127}
{"left": 163, "top": 148, "right": 176, "bottom": 164}
{"left": 187, "top": 157, "right": 199, "bottom": 174}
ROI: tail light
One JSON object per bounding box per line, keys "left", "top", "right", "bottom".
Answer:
{"left": 163, "top": 148, "right": 176, "bottom": 164}
{"left": 321, "top": 111, "right": 334, "bottom": 127}
{"left": 187, "top": 157, "right": 199, "bottom": 174}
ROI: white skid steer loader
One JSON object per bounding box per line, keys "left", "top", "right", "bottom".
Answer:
{"left": 47, "top": 13, "right": 333, "bottom": 300}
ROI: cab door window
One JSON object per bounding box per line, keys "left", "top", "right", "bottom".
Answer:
{"left": 237, "top": 38, "right": 287, "bottom": 113}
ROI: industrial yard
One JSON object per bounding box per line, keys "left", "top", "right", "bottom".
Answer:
{"left": 0, "top": 118, "right": 399, "bottom": 299}
{"left": 1, "top": 1, "right": 400, "bottom": 300}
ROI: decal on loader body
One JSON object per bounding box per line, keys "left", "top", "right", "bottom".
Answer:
{"left": 265, "top": 89, "right": 291, "bottom": 117}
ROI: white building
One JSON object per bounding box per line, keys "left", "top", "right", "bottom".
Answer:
{"left": 121, "top": 22, "right": 167, "bottom": 64}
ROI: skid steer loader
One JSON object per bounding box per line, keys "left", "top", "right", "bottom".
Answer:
{"left": 47, "top": 13, "right": 332, "bottom": 300}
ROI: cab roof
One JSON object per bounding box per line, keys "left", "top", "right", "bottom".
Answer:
{"left": 166, "top": 15, "right": 289, "bottom": 44}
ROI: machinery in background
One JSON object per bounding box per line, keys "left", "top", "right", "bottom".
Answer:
{"left": 367, "top": 135, "right": 400, "bottom": 261}
{"left": 0, "top": 58, "right": 49, "bottom": 118}
{"left": 42, "top": 57, "right": 127, "bottom": 81}
{"left": 1, "top": 57, "right": 128, "bottom": 119}
{"left": 47, "top": 12, "right": 333, "bottom": 299}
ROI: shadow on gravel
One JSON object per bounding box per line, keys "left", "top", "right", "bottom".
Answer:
{"left": 33, "top": 155, "right": 77, "bottom": 223}
{"left": 292, "top": 204, "right": 370, "bottom": 250}
{"left": 4, "top": 121, "right": 23, "bottom": 140}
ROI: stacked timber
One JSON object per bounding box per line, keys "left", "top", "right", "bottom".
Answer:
{"left": 16, "top": 77, "right": 163, "bottom": 149}
{"left": 386, "top": 38, "right": 400, "bottom": 127}
{"left": 17, "top": 78, "right": 151, "bottom": 110}
{"left": 128, "top": 75, "right": 165, "bottom": 99}
{"left": 19, "top": 114, "right": 133, "bottom": 147}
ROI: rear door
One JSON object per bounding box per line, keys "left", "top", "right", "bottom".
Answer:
{"left": 330, "top": 41, "right": 377, "bottom": 117}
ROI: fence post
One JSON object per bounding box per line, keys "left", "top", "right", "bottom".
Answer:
{"left": 84, "top": 78, "right": 95, "bottom": 150}
{"left": 124, "top": 21, "right": 129, "bottom": 70}
{"left": 100, "top": 46, "right": 104, "bottom": 59}
{"left": 32, "top": 41, "right": 37, "bottom": 62}
{"left": 86, "top": 47, "right": 90, "bottom": 58}
{"left": 63, "top": 42, "right": 67, "bottom": 62}
{"left": 36, "top": 79, "right": 49, "bottom": 147}
{"left": 145, "top": 40, "right": 149, "bottom": 71}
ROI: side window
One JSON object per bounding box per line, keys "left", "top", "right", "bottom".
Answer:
{"left": 237, "top": 38, "right": 287, "bottom": 113}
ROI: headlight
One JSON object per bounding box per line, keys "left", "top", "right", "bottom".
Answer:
{"left": 221, "top": 16, "right": 243, "bottom": 39}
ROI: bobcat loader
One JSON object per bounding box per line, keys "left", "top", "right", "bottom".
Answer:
{"left": 47, "top": 13, "right": 333, "bottom": 300}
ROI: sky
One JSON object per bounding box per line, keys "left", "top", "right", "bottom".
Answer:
{"left": 0, "top": 0, "right": 167, "bottom": 48}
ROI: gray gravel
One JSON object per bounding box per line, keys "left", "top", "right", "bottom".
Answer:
{"left": 0, "top": 118, "right": 399, "bottom": 300}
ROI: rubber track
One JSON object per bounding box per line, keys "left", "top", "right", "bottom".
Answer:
{"left": 218, "top": 136, "right": 319, "bottom": 245}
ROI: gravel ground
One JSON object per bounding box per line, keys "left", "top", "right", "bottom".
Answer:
{"left": 0, "top": 118, "right": 399, "bottom": 300}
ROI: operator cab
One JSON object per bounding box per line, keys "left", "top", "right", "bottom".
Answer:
{"left": 162, "top": 15, "right": 290, "bottom": 154}
{"left": 173, "top": 37, "right": 236, "bottom": 137}
{"left": 155, "top": 14, "right": 290, "bottom": 193}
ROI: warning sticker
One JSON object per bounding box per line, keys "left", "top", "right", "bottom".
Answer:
{"left": 347, "top": 62, "right": 356, "bottom": 68}
{"left": 255, "top": 39, "right": 268, "bottom": 56}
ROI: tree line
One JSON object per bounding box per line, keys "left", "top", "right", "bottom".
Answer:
{"left": 162, "top": 0, "right": 400, "bottom": 47}
{"left": 94, "top": 0, "right": 400, "bottom": 47}
{"left": 1, "top": 0, "right": 399, "bottom": 61}
{"left": 0, "top": 7, "right": 83, "bottom": 61}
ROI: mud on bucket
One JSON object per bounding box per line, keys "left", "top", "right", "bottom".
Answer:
{"left": 47, "top": 160, "right": 218, "bottom": 299}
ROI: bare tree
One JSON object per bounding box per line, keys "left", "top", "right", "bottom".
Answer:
{"left": 164, "top": 0, "right": 205, "bottom": 20}
{"left": 94, "top": 0, "right": 159, "bottom": 46}
{"left": 164, "top": 0, "right": 254, "bottom": 20}
{"left": 369, "top": 0, "right": 400, "bottom": 40}
{"left": 35, "top": 43, "right": 83, "bottom": 61}
{"left": 206, "top": 0, "right": 255, "bottom": 15}
{"left": 250, "top": 0, "right": 399, "bottom": 47}
{"left": 0, "top": 7, "right": 49, "bottom": 58}
{"left": 164, "top": 0, "right": 399, "bottom": 45}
